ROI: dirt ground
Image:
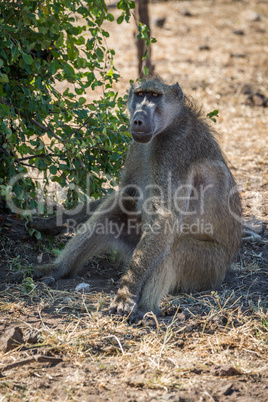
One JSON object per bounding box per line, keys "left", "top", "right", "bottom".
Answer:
{"left": 0, "top": 0, "right": 268, "bottom": 401}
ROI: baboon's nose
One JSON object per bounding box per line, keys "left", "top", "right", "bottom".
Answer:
{"left": 133, "top": 112, "right": 147, "bottom": 131}
{"left": 131, "top": 111, "right": 152, "bottom": 140}
{"left": 134, "top": 119, "right": 144, "bottom": 127}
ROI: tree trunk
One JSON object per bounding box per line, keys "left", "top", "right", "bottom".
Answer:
{"left": 136, "top": 0, "right": 154, "bottom": 77}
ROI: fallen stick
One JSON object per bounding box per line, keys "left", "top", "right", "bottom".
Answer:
{"left": 1, "top": 355, "right": 63, "bottom": 373}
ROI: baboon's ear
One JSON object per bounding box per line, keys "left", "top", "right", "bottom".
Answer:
{"left": 129, "top": 82, "right": 135, "bottom": 96}
{"left": 173, "top": 82, "right": 184, "bottom": 101}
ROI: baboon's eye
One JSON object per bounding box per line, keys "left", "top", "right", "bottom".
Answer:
{"left": 137, "top": 92, "right": 144, "bottom": 97}
{"left": 152, "top": 93, "right": 159, "bottom": 97}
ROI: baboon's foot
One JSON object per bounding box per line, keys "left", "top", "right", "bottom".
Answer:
{"left": 32, "top": 263, "right": 64, "bottom": 285}
{"left": 33, "top": 263, "right": 56, "bottom": 278}
{"left": 33, "top": 263, "right": 77, "bottom": 285}
{"left": 6, "top": 264, "right": 59, "bottom": 286}
{"left": 37, "top": 276, "right": 56, "bottom": 286}
{"left": 109, "top": 292, "right": 152, "bottom": 322}
{"left": 6, "top": 270, "right": 24, "bottom": 284}
{"left": 30, "top": 219, "right": 64, "bottom": 236}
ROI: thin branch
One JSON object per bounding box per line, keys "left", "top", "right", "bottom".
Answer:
{"left": 0, "top": 145, "right": 11, "bottom": 157}
{"left": 1, "top": 355, "right": 63, "bottom": 373}
{"left": 29, "top": 119, "right": 62, "bottom": 142}
{"left": 15, "top": 161, "right": 34, "bottom": 167}
{"left": 17, "top": 153, "right": 59, "bottom": 162}
{"left": 63, "top": 119, "right": 91, "bottom": 141}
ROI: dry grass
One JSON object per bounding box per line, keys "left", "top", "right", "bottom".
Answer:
{"left": 0, "top": 261, "right": 267, "bottom": 399}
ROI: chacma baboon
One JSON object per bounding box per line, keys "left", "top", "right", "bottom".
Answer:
{"left": 31, "top": 78, "right": 242, "bottom": 320}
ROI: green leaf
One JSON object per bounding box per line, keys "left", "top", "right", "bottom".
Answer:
{"left": 117, "top": 14, "right": 124, "bottom": 24}
{"left": 0, "top": 103, "right": 11, "bottom": 116}
{"left": 79, "top": 97, "right": 86, "bottom": 104}
{"left": 37, "top": 159, "right": 47, "bottom": 170}
{"left": 0, "top": 73, "right": 9, "bottom": 83}
{"left": 207, "top": 110, "right": 219, "bottom": 123}
{"left": 143, "top": 66, "right": 149, "bottom": 76}
{"left": 35, "top": 231, "right": 42, "bottom": 240}
{"left": 63, "top": 62, "right": 75, "bottom": 77}
{"left": 67, "top": 46, "right": 78, "bottom": 60}
{"left": 0, "top": 0, "right": 131, "bottom": 215}
{"left": 11, "top": 47, "right": 19, "bottom": 62}
{"left": 49, "top": 165, "right": 58, "bottom": 175}
{"left": 75, "top": 87, "right": 84, "bottom": 95}
{"left": 107, "top": 13, "right": 114, "bottom": 22}
{"left": 22, "top": 53, "right": 34, "bottom": 65}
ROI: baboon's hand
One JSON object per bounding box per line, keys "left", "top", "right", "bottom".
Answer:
{"left": 109, "top": 292, "right": 139, "bottom": 320}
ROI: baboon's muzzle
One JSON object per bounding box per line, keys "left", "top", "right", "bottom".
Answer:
{"left": 131, "top": 110, "right": 153, "bottom": 143}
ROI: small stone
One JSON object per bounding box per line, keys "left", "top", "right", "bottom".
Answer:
{"left": 231, "top": 53, "right": 246, "bottom": 58}
{"left": 246, "top": 92, "right": 268, "bottom": 107}
{"left": 245, "top": 218, "right": 264, "bottom": 234}
{"left": 0, "top": 327, "right": 24, "bottom": 352}
{"left": 211, "top": 364, "right": 240, "bottom": 377}
{"left": 241, "top": 84, "right": 253, "bottom": 95}
{"left": 62, "top": 297, "right": 73, "bottom": 304}
{"left": 248, "top": 12, "right": 261, "bottom": 22}
{"left": 154, "top": 17, "right": 166, "bottom": 28}
{"left": 232, "top": 29, "right": 245, "bottom": 35}
{"left": 252, "top": 93, "right": 266, "bottom": 106}
{"left": 75, "top": 282, "right": 91, "bottom": 293}
{"left": 198, "top": 45, "right": 211, "bottom": 51}
{"left": 181, "top": 9, "right": 192, "bottom": 17}
{"left": 220, "top": 383, "right": 233, "bottom": 396}
{"left": 24, "top": 329, "right": 40, "bottom": 344}
{"left": 174, "top": 339, "right": 184, "bottom": 348}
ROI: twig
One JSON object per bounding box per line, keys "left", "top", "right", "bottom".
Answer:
{"left": 30, "top": 119, "right": 62, "bottom": 142}
{"left": 16, "top": 153, "right": 59, "bottom": 162}
{"left": 103, "top": 335, "right": 125, "bottom": 355}
{"left": 1, "top": 355, "right": 63, "bottom": 373}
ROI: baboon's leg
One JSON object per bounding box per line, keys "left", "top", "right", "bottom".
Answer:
{"left": 136, "top": 255, "right": 175, "bottom": 317}
{"left": 173, "top": 162, "right": 241, "bottom": 292}
{"left": 112, "top": 234, "right": 229, "bottom": 319}
{"left": 109, "top": 214, "right": 175, "bottom": 318}
{"left": 134, "top": 238, "right": 228, "bottom": 318}
{"left": 31, "top": 198, "right": 106, "bottom": 236}
{"left": 173, "top": 237, "right": 229, "bottom": 292}
{"left": 34, "top": 193, "right": 141, "bottom": 281}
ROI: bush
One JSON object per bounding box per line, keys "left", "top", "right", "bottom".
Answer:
{"left": 0, "top": 0, "right": 136, "bottom": 218}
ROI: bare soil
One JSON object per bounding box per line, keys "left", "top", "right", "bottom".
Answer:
{"left": 1, "top": 0, "right": 268, "bottom": 401}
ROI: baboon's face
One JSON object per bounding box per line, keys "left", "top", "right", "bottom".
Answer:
{"left": 128, "top": 81, "right": 184, "bottom": 144}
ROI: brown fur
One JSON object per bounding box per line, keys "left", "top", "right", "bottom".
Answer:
{"left": 32, "top": 78, "right": 242, "bottom": 320}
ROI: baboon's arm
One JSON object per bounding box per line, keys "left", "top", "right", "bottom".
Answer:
{"left": 109, "top": 212, "right": 174, "bottom": 319}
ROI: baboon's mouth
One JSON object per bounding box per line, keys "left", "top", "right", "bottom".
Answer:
{"left": 131, "top": 132, "right": 153, "bottom": 144}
